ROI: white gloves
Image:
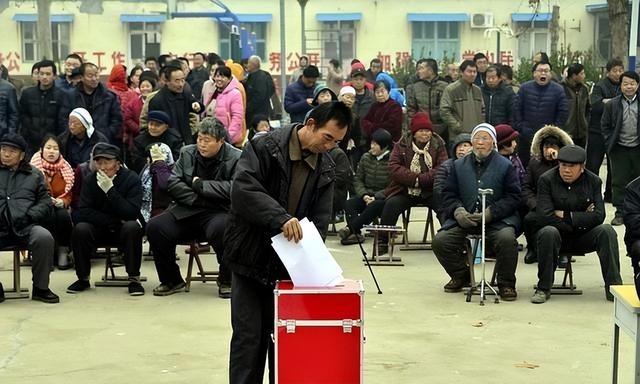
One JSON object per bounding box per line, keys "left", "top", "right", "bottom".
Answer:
{"left": 149, "top": 144, "right": 165, "bottom": 163}
{"left": 96, "top": 170, "right": 115, "bottom": 193}
{"left": 54, "top": 198, "right": 65, "bottom": 208}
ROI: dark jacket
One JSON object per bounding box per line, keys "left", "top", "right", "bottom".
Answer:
{"left": 562, "top": 78, "right": 591, "bottom": 143}
{"left": 131, "top": 129, "right": 183, "bottom": 174}
{"left": 244, "top": 69, "right": 275, "bottom": 123}
{"left": 624, "top": 176, "right": 640, "bottom": 248}
{"left": 589, "top": 76, "right": 620, "bottom": 134}
{"left": 166, "top": 143, "right": 241, "bottom": 220}
{"left": 0, "top": 79, "right": 19, "bottom": 137}
{"left": 58, "top": 129, "right": 109, "bottom": 169}
{"left": 361, "top": 99, "right": 403, "bottom": 143}
{"left": 481, "top": 82, "right": 516, "bottom": 127}
{"left": 149, "top": 160, "right": 173, "bottom": 218}
{"left": 148, "top": 86, "right": 202, "bottom": 145}
{"left": 0, "top": 160, "right": 52, "bottom": 238}
{"left": 433, "top": 158, "right": 454, "bottom": 223}
{"left": 60, "top": 83, "right": 123, "bottom": 145}
{"left": 328, "top": 147, "right": 353, "bottom": 213}
{"left": 385, "top": 134, "right": 448, "bottom": 199}
{"left": 224, "top": 125, "right": 335, "bottom": 285}
{"left": 522, "top": 125, "right": 573, "bottom": 211}
{"left": 515, "top": 80, "right": 568, "bottom": 139}
{"left": 284, "top": 79, "right": 315, "bottom": 123}
{"left": 351, "top": 89, "right": 375, "bottom": 146}
{"left": 601, "top": 94, "right": 640, "bottom": 153}
{"left": 353, "top": 150, "right": 390, "bottom": 198}
{"left": 406, "top": 76, "right": 448, "bottom": 136}
{"left": 19, "top": 84, "right": 65, "bottom": 153}
{"left": 72, "top": 166, "right": 143, "bottom": 228}
{"left": 441, "top": 151, "right": 521, "bottom": 231}
{"left": 535, "top": 167, "right": 604, "bottom": 234}
{"left": 187, "top": 66, "right": 209, "bottom": 102}
{"left": 54, "top": 76, "right": 76, "bottom": 96}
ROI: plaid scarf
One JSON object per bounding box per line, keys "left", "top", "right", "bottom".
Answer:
{"left": 407, "top": 140, "right": 432, "bottom": 197}
{"left": 30, "top": 153, "right": 75, "bottom": 199}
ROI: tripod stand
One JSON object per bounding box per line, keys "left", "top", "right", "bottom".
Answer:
{"left": 471, "top": 188, "right": 499, "bottom": 306}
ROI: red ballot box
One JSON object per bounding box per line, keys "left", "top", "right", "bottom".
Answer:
{"left": 274, "top": 279, "right": 364, "bottom": 384}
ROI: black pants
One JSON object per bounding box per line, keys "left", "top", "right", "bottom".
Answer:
{"left": 71, "top": 221, "right": 143, "bottom": 280}
{"left": 535, "top": 225, "right": 622, "bottom": 291}
{"left": 344, "top": 197, "right": 385, "bottom": 233}
{"left": 378, "top": 194, "right": 430, "bottom": 243}
{"left": 628, "top": 240, "right": 640, "bottom": 299}
{"left": 586, "top": 132, "right": 612, "bottom": 199}
{"left": 146, "top": 211, "right": 229, "bottom": 286}
{"left": 41, "top": 206, "right": 72, "bottom": 247}
{"left": 229, "top": 272, "right": 275, "bottom": 384}
{"left": 433, "top": 225, "right": 518, "bottom": 288}
{"left": 609, "top": 145, "right": 640, "bottom": 214}
{"left": 0, "top": 226, "right": 54, "bottom": 289}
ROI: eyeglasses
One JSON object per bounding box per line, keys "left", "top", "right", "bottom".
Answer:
{"left": 535, "top": 69, "right": 551, "bottom": 74}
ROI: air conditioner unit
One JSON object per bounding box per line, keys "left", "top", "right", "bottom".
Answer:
{"left": 470, "top": 13, "right": 494, "bottom": 28}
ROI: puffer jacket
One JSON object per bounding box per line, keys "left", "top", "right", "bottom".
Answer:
{"left": 284, "top": 78, "right": 315, "bottom": 123}
{"left": 166, "top": 143, "right": 241, "bottom": 220}
{"left": 481, "top": 81, "right": 516, "bottom": 127}
{"left": 562, "top": 78, "right": 591, "bottom": 143}
{"left": 0, "top": 79, "right": 19, "bottom": 137}
{"left": 353, "top": 150, "right": 390, "bottom": 198}
{"left": 224, "top": 125, "right": 335, "bottom": 285}
{"left": 385, "top": 133, "right": 448, "bottom": 199}
{"left": 361, "top": 99, "right": 404, "bottom": 143}
{"left": 0, "top": 160, "right": 52, "bottom": 238}
{"left": 589, "top": 76, "right": 620, "bottom": 134}
{"left": 515, "top": 80, "right": 568, "bottom": 140}
{"left": 522, "top": 125, "right": 573, "bottom": 210}
{"left": 107, "top": 64, "right": 137, "bottom": 144}
{"left": 406, "top": 76, "right": 448, "bottom": 135}
{"left": 206, "top": 77, "right": 245, "bottom": 146}
{"left": 440, "top": 79, "right": 485, "bottom": 138}
{"left": 19, "top": 84, "right": 65, "bottom": 153}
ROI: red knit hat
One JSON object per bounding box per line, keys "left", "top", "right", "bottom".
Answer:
{"left": 410, "top": 112, "right": 433, "bottom": 134}
{"left": 494, "top": 124, "right": 519, "bottom": 146}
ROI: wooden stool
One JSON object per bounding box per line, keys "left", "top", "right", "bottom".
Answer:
{"left": 1, "top": 246, "right": 29, "bottom": 299}
{"left": 399, "top": 206, "right": 436, "bottom": 251}
{"left": 95, "top": 247, "right": 147, "bottom": 287}
{"left": 363, "top": 225, "right": 405, "bottom": 266}
{"left": 184, "top": 241, "right": 219, "bottom": 292}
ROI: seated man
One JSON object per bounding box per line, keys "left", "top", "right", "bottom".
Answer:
{"left": 433, "top": 123, "right": 521, "bottom": 301}
{"left": 130, "top": 110, "right": 183, "bottom": 173}
{"left": 433, "top": 133, "right": 472, "bottom": 224}
{"left": 338, "top": 129, "right": 392, "bottom": 245}
{"left": 68, "top": 143, "right": 145, "bottom": 296}
{"left": 531, "top": 145, "right": 623, "bottom": 303}
{"left": 0, "top": 133, "right": 59, "bottom": 303}
{"left": 58, "top": 107, "right": 108, "bottom": 169}
{"left": 522, "top": 125, "right": 573, "bottom": 264}
{"left": 624, "top": 176, "right": 640, "bottom": 298}
{"left": 146, "top": 117, "right": 241, "bottom": 298}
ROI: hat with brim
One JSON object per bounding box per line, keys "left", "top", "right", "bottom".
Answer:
{"left": 92, "top": 143, "right": 121, "bottom": 161}
{"left": 0, "top": 133, "right": 27, "bottom": 152}
{"left": 557, "top": 144, "right": 586, "bottom": 164}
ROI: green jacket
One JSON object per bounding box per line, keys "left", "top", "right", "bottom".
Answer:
{"left": 353, "top": 151, "right": 390, "bottom": 198}
{"left": 562, "top": 78, "right": 591, "bottom": 142}
{"left": 440, "top": 79, "right": 485, "bottom": 138}
{"left": 406, "top": 76, "right": 448, "bottom": 136}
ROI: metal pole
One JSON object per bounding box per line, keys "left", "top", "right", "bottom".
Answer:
{"left": 629, "top": 0, "right": 639, "bottom": 71}
{"left": 301, "top": 2, "right": 306, "bottom": 54}
{"left": 280, "top": 0, "right": 288, "bottom": 123}
{"left": 496, "top": 32, "right": 501, "bottom": 64}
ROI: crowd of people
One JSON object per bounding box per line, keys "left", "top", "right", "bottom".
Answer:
{"left": 2, "top": 47, "right": 640, "bottom": 382}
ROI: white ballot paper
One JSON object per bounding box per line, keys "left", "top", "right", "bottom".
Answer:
{"left": 271, "top": 217, "right": 344, "bottom": 287}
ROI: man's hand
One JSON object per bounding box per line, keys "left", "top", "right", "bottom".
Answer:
{"left": 586, "top": 203, "right": 595, "bottom": 212}
{"left": 363, "top": 195, "right": 375, "bottom": 205}
{"left": 192, "top": 102, "right": 201, "bottom": 113}
{"left": 96, "top": 171, "right": 115, "bottom": 194}
{"left": 282, "top": 217, "right": 303, "bottom": 243}
{"left": 454, "top": 207, "right": 478, "bottom": 229}
{"left": 306, "top": 98, "right": 313, "bottom": 105}
{"left": 554, "top": 210, "right": 564, "bottom": 218}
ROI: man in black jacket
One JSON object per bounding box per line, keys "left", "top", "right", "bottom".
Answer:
{"left": 0, "top": 77, "right": 18, "bottom": 138}
{"left": 19, "top": 60, "right": 65, "bottom": 156}
{"left": 146, "top": 117, "right": 241, "bottom": 298}
{"left": 148, "top": 65, "right": 202, "bottom": 145}
{"left": 623, "top": 176, "right": 640, "bottom": 299}
{"left": 226, "top": 101, "right": 352, "bottom": 383}
{"left": 244, "top": 55, "right": 275, "bottom": 125}
{"left": 531, "top": 145, "right": 622, "bottom": 303}
{"left": 67, "top": 143, "right": 145, "bottom": 296}
{"left": 481, "top": 65, "right": 516, "bottom": 127}
{"left": 0, "top": 133, "right": 59, "bottom": 303}
{"left": 130, "top": 110, "right": 183, "bottom": 173}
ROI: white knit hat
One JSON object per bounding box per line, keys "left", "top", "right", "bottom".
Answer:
{"left": 339, "top": 86, "right": 356, "bottom": 97}
{"left": 69, "top": 107, "right": 95, "bottom": 138}
{"left": 471, "top": 123, "right": 497, "bottom": 148}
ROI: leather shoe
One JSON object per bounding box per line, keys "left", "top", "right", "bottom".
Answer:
{"left": 32, "top": 287, "right": 60, "bottom": 304}
{"left": 443, "top": 270, "right": 471, "bottom": 293}
{"left": 523, "top": 248, "right": 537, "bottom": 264}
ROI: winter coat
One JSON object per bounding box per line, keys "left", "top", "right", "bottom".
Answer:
{"left": 123, "top": 94, "right": 145, "bottom": 149}
{"left": 589, "top": 77, "right": 620, "bottom": 134}
{"left": 361, "top": 99, "right": 404, "bottom": 143}
{"left": 0, "top": 160, "right": 52, "bottom": 238}
{"left": 406, "top": 76, "right": 448, "bottom": 136}
{"left": 481, "top": 81, "right": 516, "bottom": 127}
{"left": 376, "top": 72, "right": 406, "bottom": 106}
{"left": 131, "top": 128, "right": 183, "bottom": 174}
{"left": 166, "top": 143, "right": 241, "bottom": 220}
{"left": 353, "top": 150, "right": 390, "bottom": 198}
{"left": 207, "top": 77, "right": 245, "bottom": 145}
{"left": 601, "top": 94, "right": 640, "bottom": 153}
{"left": 385, "top": 134, "right": 448, "bottom": 199}
{"left": 624, "top": 176, "right": 640, "bottom": 248}
{"left": 244, "top": 69, "right": 275, "bottom": 123}
{"left": 60, "top": 83, "right": 123, "bottom": 145}
{"left": 72, "top": 166, "right": 142, "bottom": 228}
{"left": 54, "top": 76, "right": 75, "bottom": 96}
{"left": 284, "top": 78, "right": 315, "bottom": 123}
{"left": 562, "top": 78, "right": 591, "bottom": 143}
{"left": 187, "top": 66, "right": 209, "bottom": 103}
{"left": 224, "top": 125, "right": 335, "bottom": 285}
{"left": 19, "top": 84, "right": 65, "bottom": 153}
{"left": 148, "top": 86, "right": 203, "bottom": 145}
{"left": 535, "top": 167, "right": 604, "bottom": 235}
{"left": 0, "top": 79, "right": 19, "bottom": 137}
{"left": 522, "top": 125, "right": 573, "bottom": 210}
{"left": 351, "top": 89, "right": 375, "bottom": 145}
{"left": 440, "top": 79, "right": 485, "bottom": 138}
{"left": 515, "top": 80, "right": 568, "bottom": 140}
{"left": 58, "top": 129, "right": 109, "bottom": 169}
{"left": 329, "top": 147, "right": 353, "bottom": 213}
{"left": 148, "top": 160, "right": 173, "bottom": 218}
{"left": 440, "top": 151, "right": 521, "bottom": 231}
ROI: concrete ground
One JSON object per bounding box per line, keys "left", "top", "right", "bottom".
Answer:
{"left": 0, "top": 203, "right": 637, "bottom": 384}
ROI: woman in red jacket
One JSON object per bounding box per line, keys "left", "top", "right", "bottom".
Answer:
{"left": 361, "top": 80, "right": 404, "bottom": 143}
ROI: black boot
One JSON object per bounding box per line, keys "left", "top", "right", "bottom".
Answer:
{"left": 524, "top": 247, "right": 537, "bottom": 264}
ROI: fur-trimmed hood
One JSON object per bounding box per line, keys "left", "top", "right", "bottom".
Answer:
{"left": 530, "top": 125, "right": 573, "bottom": 159}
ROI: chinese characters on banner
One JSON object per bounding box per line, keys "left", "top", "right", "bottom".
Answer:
{"left": 462, "top": 50, "right": 514, "bottom": 66}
